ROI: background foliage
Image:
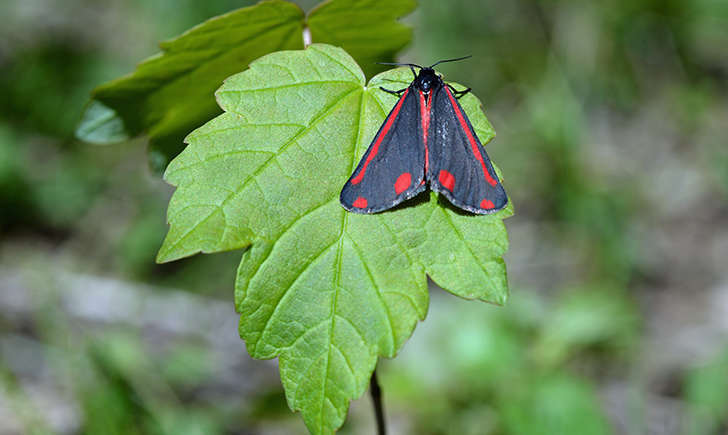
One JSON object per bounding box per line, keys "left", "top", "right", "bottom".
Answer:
{"left": 76, "top": 0, "right": 415, "bottom": 173}
{"left": 1, "top": 0, "right": 728, "bottom": 434}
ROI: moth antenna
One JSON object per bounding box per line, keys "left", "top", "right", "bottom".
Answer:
{"left": 377, "top": 62, "right": 424, "bottom": 69}
{"left": 429, "top": 55, "right": 472, "bottom": 68}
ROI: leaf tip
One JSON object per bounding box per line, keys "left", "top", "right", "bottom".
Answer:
{"left": 154, "top": 248, "right": 176, "bottom": 264}
{"left": 75, "top": 100, "right": 130, "bottom": 145}
{"left": 155, "top": 236, "right": 188, "bottom": 264}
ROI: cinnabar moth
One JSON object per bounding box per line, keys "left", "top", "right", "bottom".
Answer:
{"left": 340, "top": 57, "right": 508, "bottom": 215}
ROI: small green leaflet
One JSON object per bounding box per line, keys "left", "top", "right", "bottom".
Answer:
{"left": 76, "top": 0, "right": 416, "bottom": 173}
{"left": 158, "top": 44, "right": 512, "bottom": 434}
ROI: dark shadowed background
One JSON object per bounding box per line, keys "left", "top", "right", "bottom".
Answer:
{"left": 1, "top": 0, "right": 727, "bottom": 434}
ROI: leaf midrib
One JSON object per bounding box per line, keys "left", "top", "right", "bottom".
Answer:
{"left": 218, "top": 80, "right": 356, "bottom": 96}
{"left": 319, "top": 208, "right": 348, "bottom": 432}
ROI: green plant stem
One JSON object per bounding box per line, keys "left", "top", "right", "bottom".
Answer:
{"left": 370, "top": 369, "right": 386, "bottom": 435}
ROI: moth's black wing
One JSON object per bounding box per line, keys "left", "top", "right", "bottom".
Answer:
{"left": 427, "top": 85, "right": 508, "bottom": 214}
{"left": 340, "top": 88, "right": 426, "bottom": 213}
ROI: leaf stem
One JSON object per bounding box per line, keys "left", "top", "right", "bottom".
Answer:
{"left": 370, "top": 368, "right": 386, "bottom": 435}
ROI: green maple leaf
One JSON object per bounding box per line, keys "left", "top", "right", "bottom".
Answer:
{"left": 76, "top": 0, "right": 416, "bottom": 172}
{"left": 158, "top": 44, "right": 512, "bottom": 434}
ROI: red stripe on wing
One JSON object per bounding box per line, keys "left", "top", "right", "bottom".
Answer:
{"left": 351, "top": 88, "right": 410, "bottom": 185}
{"left": 444, "top": 87, "right": 498, "bottom": 187}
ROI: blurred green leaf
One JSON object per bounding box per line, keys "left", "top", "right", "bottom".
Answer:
{"left": 682, "top": 347, "right": 728, "bottom": 435}
{"left": 157, "top": 44, "right": 510, "bottom": 433}
{"left": 500, "top": 375, "right": 611, "bottom": 435}
{"left": 536, "top": 287, "right": 638, "bottom": 365}
{"left": 161, "top": 343, "right": 216, "bottom": 387}
{"left": 77, "top": 0, "right": 416, "bottom": 173}
{"left": 119, "top": 205, "right": 168, "bottom": 278}
{"left": 0, "top": 41, "right": 112, "bottom": 138}
{"left": 30, "top": 162, "right": 102, "bottom": 228}
{"left": 380, "top": 292, "right": 621, "bottom": 435}
{"left": 156, "top": 407, "right": 222, "bottom": 435}
{"left": 0, "top": 125, "right": 22, "bottom": 189}
{"left": 0, "top": 124, "right": 108, "bottom": 232}
{"left": 82, "top": 335, "right": 154, "bottom": 435}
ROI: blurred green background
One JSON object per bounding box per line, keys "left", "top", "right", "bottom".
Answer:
{"left": 1, "top": 0, "right": 727, "bottom": 434}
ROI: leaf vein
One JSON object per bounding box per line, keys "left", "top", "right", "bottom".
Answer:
{"left": 320, "top": 210, "right": 348, "bottom": 430}
{"left": 441, "top": 209, "right": 497, "bottom": 289}
{"left": 242, "top": 199, "right": 336, "bottom": 296}
{"left": 256, "top": 236, "right": 339, "bottom": 348}
{"left": 334, "top": 314, "right": 367, "bottom": 350}
{"left": 347, "top": 235, "right": 396, "bottom": 353}
{"left": 290, "top": 346, "right": 328, "bottom": 405}
{"left": 191, "top": 122, "right": 306, "bottom": 139}
{"left": 331, "top": 342, "right": 356, "bottom": 384}
{"left": 311, "top": 45, "right": 362, "bottom": 83}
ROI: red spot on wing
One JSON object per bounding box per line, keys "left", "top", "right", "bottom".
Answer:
{"left": 394, "top": 172, "right": 412, "bottom": 195}
{"left": 438, "top": 170, "right": 456, "bottom": 192}
{"left": 418, "top": 91, "right": 431, "bottom": 172}
{"left": 480, "top": 199, "right": 495, "bottom": 209}
{"left": 353, "top": 197, "right": 368, "bottom": 208}
{"left": 444, "top": 87, "right": 498, "bottom": 187}
{"left": 351, "top": 89, "right": 410, "bottom": 185}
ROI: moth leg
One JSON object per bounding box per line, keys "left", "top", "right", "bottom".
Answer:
{"left": 447, "top": 83, "right": 471, "bottom": 99}
{"left": 379, "top": 87, "right": 407, "bottom": 97}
